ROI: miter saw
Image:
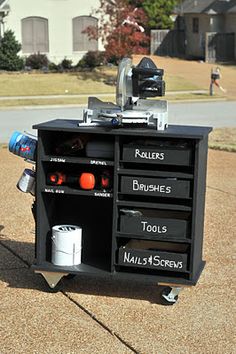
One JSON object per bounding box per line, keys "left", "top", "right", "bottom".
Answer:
{"left": 79, "top": 57, "right": 168, "bottom": 131}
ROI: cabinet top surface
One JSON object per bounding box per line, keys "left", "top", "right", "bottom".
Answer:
{"left": 33, "top": 119, "right": 212, "bottom": 139}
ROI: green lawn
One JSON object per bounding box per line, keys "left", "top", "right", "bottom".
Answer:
{"left": 0, "top": 95, "right": 115, "bottom": 107}
{"left": 209, "top": 128, "right": 236, "bottom": 152}
{"left": 0, "top": 70, "right": 116, "bottom": 96}
{"left": 0, "top": 65, "right": 223, "bottom": 107}
{"left": 165, "top": 74, "right": 201, "bottom": 91}
{"left": 0, "top": 66, "right": 202, "bottom": 98}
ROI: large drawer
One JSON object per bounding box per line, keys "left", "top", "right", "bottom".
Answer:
{"left": 120, "top": 214, "right": 188, "bottom": 239}
{"left": 118, "top": 240, "right": 188, "bottom": 272}
{"left": 122, "top": 144, "right": 192, "bottom": 166}
{"left": 120, "top": 176, "right": 191, "bottom": 199}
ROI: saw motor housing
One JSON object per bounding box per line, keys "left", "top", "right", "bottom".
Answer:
{"left": 81, "top": 57, "right": 168, "bottom": 130}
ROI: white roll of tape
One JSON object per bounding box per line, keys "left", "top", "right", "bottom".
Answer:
{"left": 51, "top": 224, "right": 82, "bottom": 266}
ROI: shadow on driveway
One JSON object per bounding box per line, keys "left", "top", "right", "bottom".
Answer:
{"left": 0, "top": 235, "right": 170, "bottom": 306}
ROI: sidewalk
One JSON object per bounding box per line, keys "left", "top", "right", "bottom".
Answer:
{"left": 0, "top": 147, "right": 235, "bottom": 354}
{"left": 0, "top": 90, "right": 209, "bottom": 100}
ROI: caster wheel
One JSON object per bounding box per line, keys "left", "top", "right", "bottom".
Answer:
{"left": 161, "top": 287, "right": 179, "bottom": 306}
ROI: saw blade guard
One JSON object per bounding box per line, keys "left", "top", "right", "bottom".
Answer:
{"left": 116, "top": 58, "right": 133, "bottom": 110}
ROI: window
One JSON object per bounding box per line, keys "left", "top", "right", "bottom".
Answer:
{"left": 21, "top": 17, "right": 49, "bottom": 53}
{"left": 192, "top": 17, "right": 199, "bottom": 33}
{"left": 73, "top": 16, "right": 98, "bottom": 51}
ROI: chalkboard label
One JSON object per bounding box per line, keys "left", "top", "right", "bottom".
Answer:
{"left": 50, "top": 157, "right": 66, "bottom": 163}
{"left": 44, "top": 188, "right": 65, "bottom": 194}
{"left": 90, "top": 160, "right": 107, "bottom": 165}
{"left": 121, "top": 176, "right": 190, "bottom": 199}
{"left": 120, "top": 215, "right": 188, "bottom": 238}
{"left": 134, "top": 149, "right": 165, "bottom": 161}
{"left": 118, "top": 248, "right": 187, "bottom": 272}
{"left": 123, "top": 145, "right": 192, "bottom": 166}
{"left": 94, "top": 192, "right": 111, "bottom": 198}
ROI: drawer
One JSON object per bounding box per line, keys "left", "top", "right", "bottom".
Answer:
{"left": 118, "top": 240, "right": 188, "bottom": 272}
{"left": 120, "top": 176, "right": 191, "bottom": 199}
{"left": 122, "top": 144, "right": 192, "bottom": 166}
{"left": 120, "top": 214, "right": 188, "bottom": 239}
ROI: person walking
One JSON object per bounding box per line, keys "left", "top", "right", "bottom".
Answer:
{"left": 210, "top": 67, "right": 227, "bottom": 95}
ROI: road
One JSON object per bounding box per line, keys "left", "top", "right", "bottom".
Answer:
{"left": 0, "top": 100, "right": 236, "bottom": 143}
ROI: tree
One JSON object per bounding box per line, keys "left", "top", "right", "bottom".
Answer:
{"left": 142, "top": 0, "right": 178, "bottom": 30}
{"left": 87, "top": 0, "right": 150, "bottom": 64}
{"left": 0, "top": 30, "right": 24, "bottom": 71}
{"left": 127, "top": 0, "right": 143, "bottom": 7}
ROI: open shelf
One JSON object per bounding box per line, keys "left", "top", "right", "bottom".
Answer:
{"left": 33, "top": 260, "right": 111, "bottom": 275}
{"left": 114, "top": 266, "right": 192, "bottom": 282}
{"left": 116, "top": 200, "right": 192, "bottom": 211}
{"left": 36, "top": 193, "right": 113, "bottom": 272}
{"left": 115, "top": 232, "right": 191, "bottom": 243}
{"left": 117, "top": 168, "right": 193, "bottom": 179}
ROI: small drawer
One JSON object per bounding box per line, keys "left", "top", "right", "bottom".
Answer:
{"left": 118, "top": 240, "right": 188, "bottom": 272}
{"left": 122, "top": 144, "right": 192, "bottom": 166}
{"left": 120, "top": 176, "right": 191, "bottom": 199}
{"left": 120, "top": 214, "right": 188, "bottom": 239}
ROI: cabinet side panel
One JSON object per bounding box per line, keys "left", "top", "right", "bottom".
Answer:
{"left": 190, "top": 136, "right": 209, "bottom": 280}
{"left": 35, "top": 130, "right": 50, "bottom": 264}
{"left": 111, "top": 136, "right": 120, "bottom": 271}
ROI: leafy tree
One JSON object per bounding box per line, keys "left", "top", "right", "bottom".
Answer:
{"left": 142, "top": 0, "right": 178, "bottom": 30}
{"left": 105, "top": 26, "right": 149, "bottom": 64}
{"left": 0, "top": 30, "right": 24, "bottom": 71}
{"left": 127, "top": 0, "right": 143, "bottom": 7}
{"left": 86, "top": 0, "right": 150, "bottom": 64}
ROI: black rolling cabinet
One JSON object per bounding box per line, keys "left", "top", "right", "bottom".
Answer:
{"left": 32, "top": 119, "right": 212, "bottom": 301}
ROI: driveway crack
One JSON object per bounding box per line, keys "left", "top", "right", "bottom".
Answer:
{"left": 62, "top": 291, "right": 140, "bottom": 354}
{"left": 207, "top": 185, "right": 236, "bottom": 197}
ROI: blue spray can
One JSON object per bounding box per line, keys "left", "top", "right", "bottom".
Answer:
{"left": 9, "top": 131, "right": 37, "bottom": 161}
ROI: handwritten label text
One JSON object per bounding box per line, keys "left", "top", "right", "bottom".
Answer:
{"left": 122, "top": 251, "right": 183, "bottom": 270}
{"left": 133, "top": 179, "right": 172, "bottom": 194}
{"left": 94, "top": 192, "right": 111, "bottom": 198}
{"left": 50, "top": 157, "right": 66, "bottom": 163}
{"left": 90, "top": 160, "right": 107, "bottom": 165}
{"left": 135, "top": 149, "right": 165, "bottom": 161}
{"left": 141, "top": 221, "right": 167, "bottom": 234}
{"left": 44, "top": 188, "right": 64, "bottom": 194}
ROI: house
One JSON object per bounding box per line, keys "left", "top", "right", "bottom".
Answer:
{"left": 0, "top": 0, "right": 102, "bottom": 64}
{"left": 0, "top": 0, "right": 10, "bottom": 37}
{"left": 177, "top": 0, "right": 236, "bottom": 61}
{"left": 151, "top": 0, "right": 236, "bottom": 62}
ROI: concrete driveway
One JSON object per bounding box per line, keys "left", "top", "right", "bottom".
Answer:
{"left": 0, "top": 146, "right": 235, "bottom": 354}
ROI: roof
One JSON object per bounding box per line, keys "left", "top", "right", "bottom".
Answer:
{"left": 227, "top": 4, "right": 236, "bottom": 12}
{"left": 181, "top": 0, "right": 213, "bottom": 13}
{"left": 176, "top": 0, "right": 236, "bottom": 14}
